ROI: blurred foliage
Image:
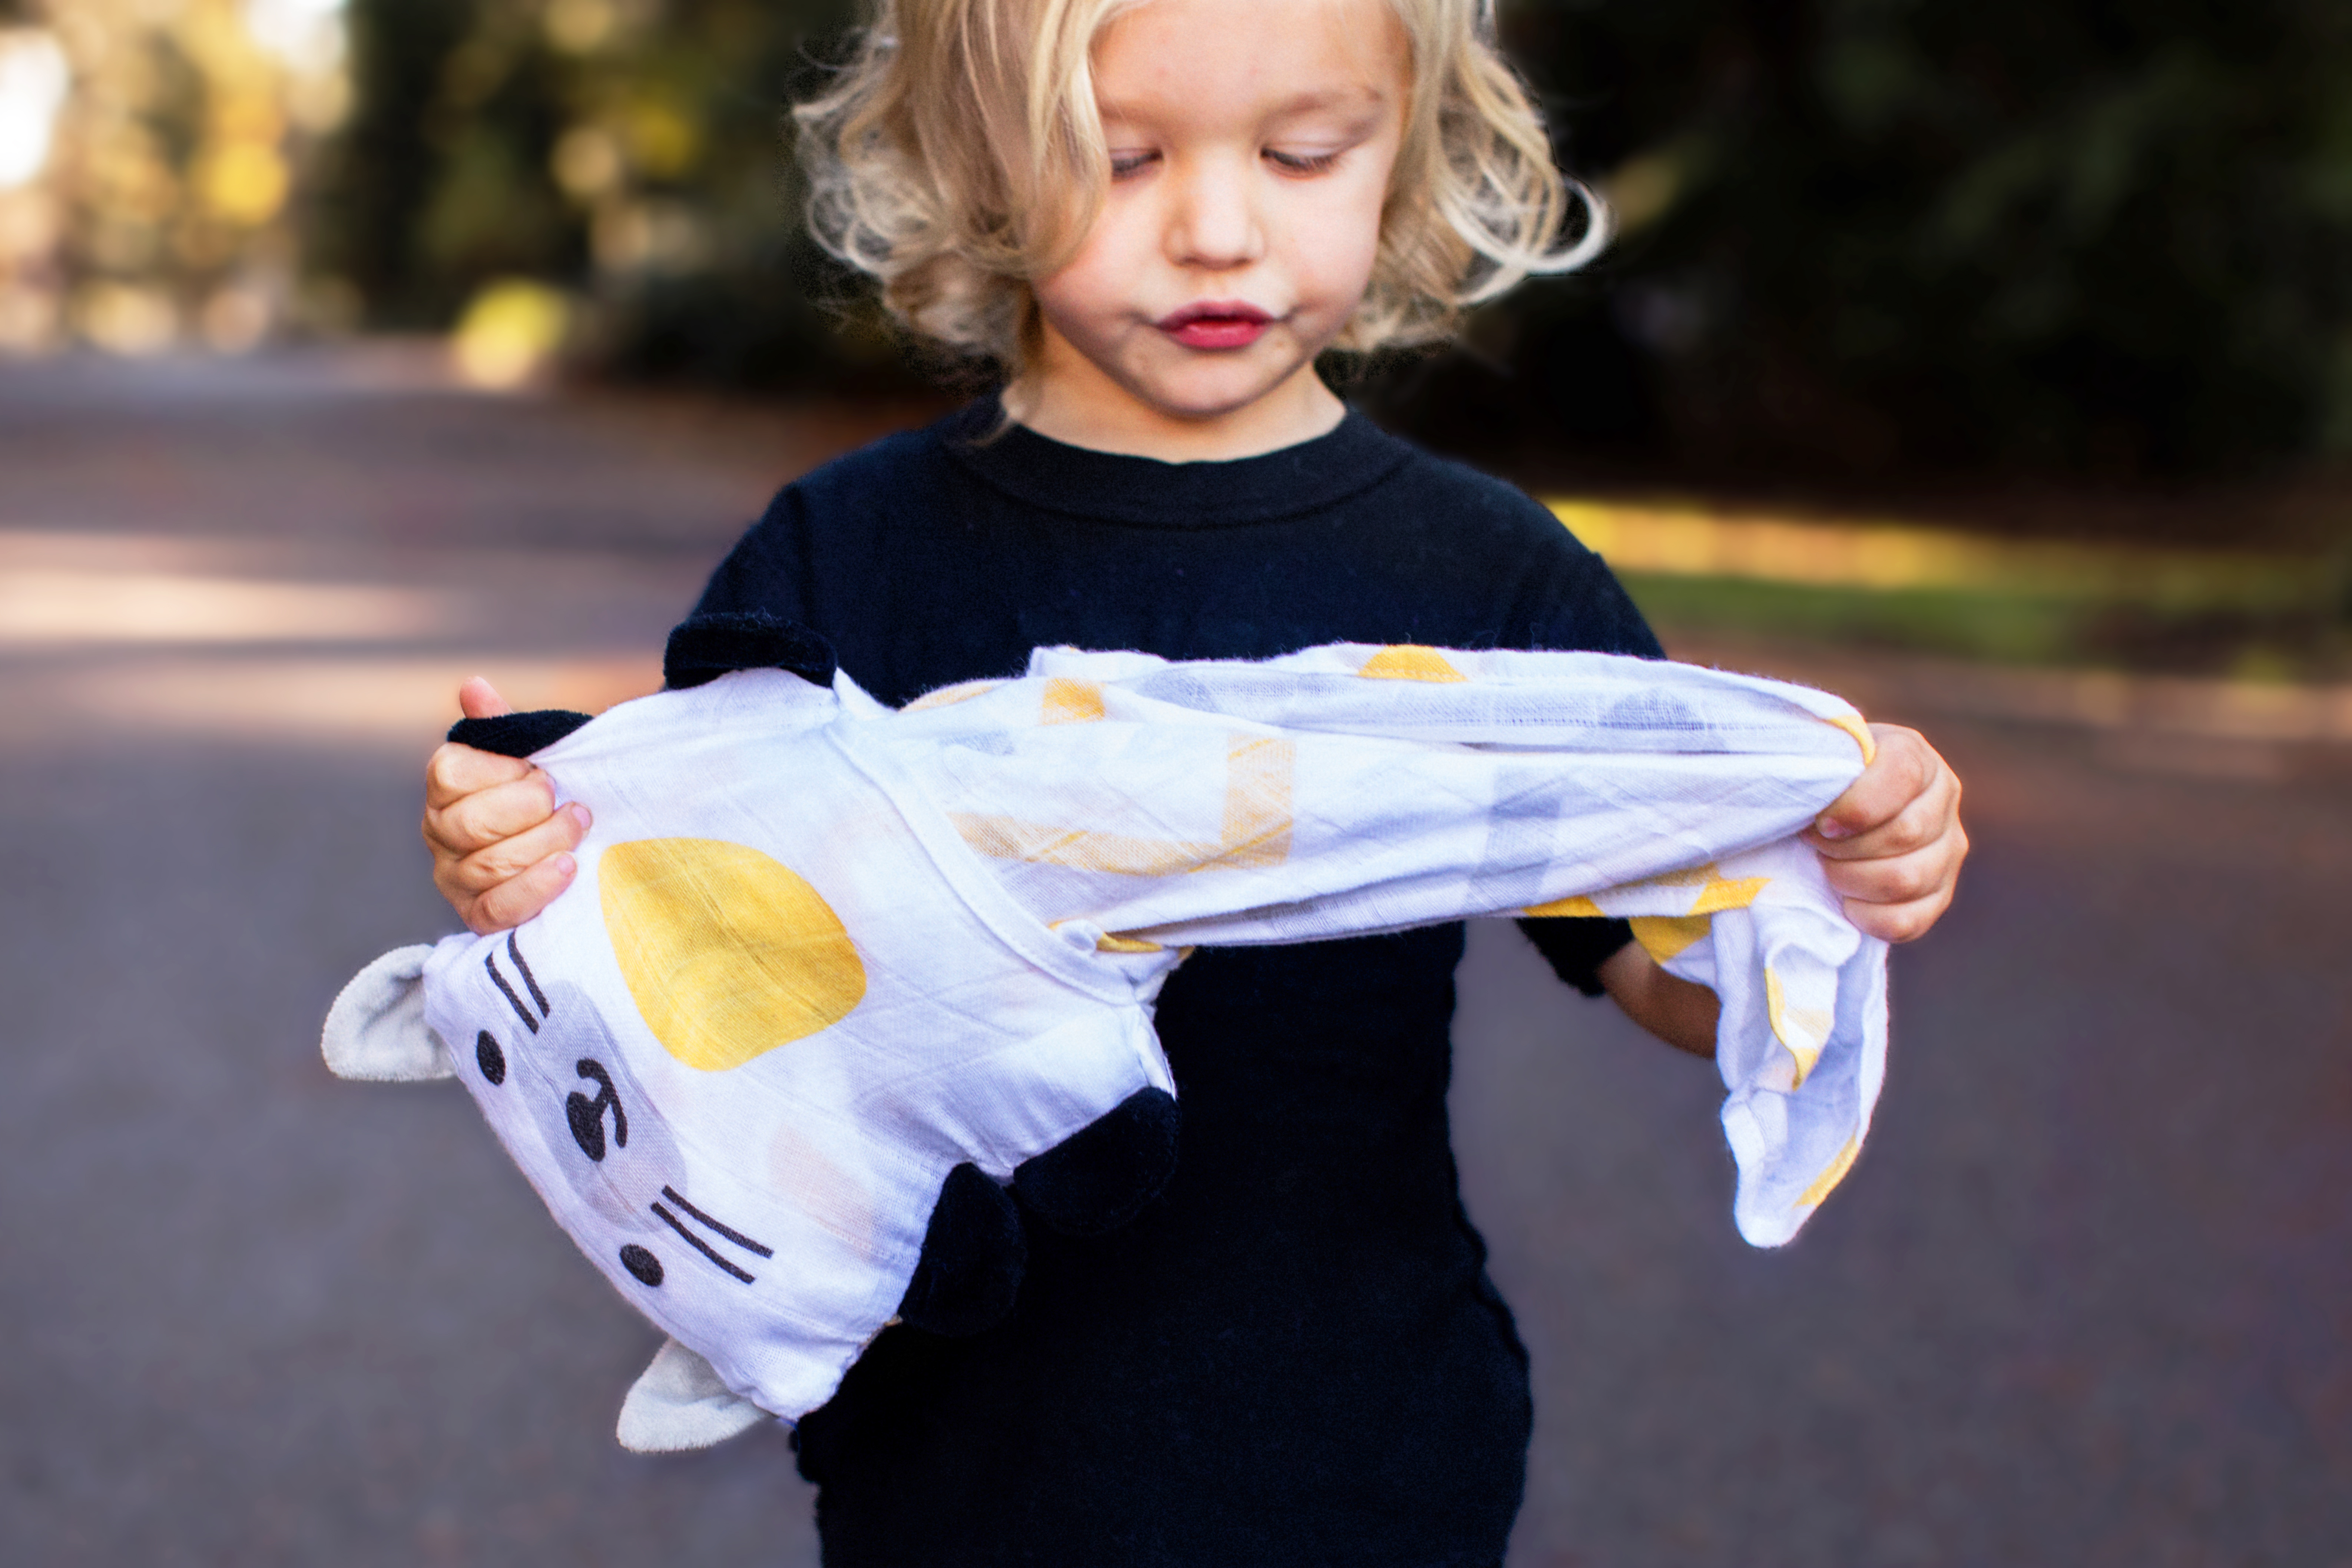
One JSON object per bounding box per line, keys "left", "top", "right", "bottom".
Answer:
{"left": 316, "top": 0, "right": 2352, "bottom": 477}
{"left": 312, "top": 0, "right": 910, "bottom": 387}
{"left": 4, "top": 0, "right": 337, "bottom": 356}
{"left": 1411, "top": 0, "right": 2352, "bottom": 480}
{"left": 1617, "top": 571, "right": 2349, "bottom": 676}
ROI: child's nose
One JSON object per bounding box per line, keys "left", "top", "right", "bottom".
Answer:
{"left": 1165, "top": 159, "right": 1264, "bottom": 271}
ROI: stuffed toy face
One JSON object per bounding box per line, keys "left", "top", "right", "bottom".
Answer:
{"left": 324, "top": 615, "right": 1887, "bottom": 1451}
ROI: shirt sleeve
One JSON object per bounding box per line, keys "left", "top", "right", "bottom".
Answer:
{"left": 907, "top": 644, "right": 1871, "bottom": 952}
{"left": 882, "top": 643, "right": 1889, "bottom": 1250}
{"left": 692, "top": 490, "right": 811, "bottom": 624}
{"left": 1517, "top": 914, "right": 1636, "bottom": 997}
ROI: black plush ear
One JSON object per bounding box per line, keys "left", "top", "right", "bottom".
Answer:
{"left": 1012, "top": 1088, "right": 1180, "bottom": 1238}
{"left": 664, "top": 611, "right": 838, "bottom": 691}
{"left": 897, "top": 1163, "right": 1026, "bottom": 1337}
{"left": 447, "top": 709, "right": 594, "bottom": 757}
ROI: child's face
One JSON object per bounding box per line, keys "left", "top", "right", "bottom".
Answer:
{"left": 1027, "top": 0, "right": 1409, "bottom": 435}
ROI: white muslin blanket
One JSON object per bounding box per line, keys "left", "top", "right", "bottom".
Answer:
{"left": 324, "top": 642, "right": 1888, "bottom": 1434}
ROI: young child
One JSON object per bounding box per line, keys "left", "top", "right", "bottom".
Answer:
{"left": 423, "top": 0, "right": 1967, "bottom": 1559}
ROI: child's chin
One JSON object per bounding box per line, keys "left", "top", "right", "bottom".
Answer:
{"left": 1134, "top": 362, "right": 1302, "bottom": 423}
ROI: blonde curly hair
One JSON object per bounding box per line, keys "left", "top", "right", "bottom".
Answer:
{"left": 793, "top": 0, "right": 1609, "bottom": 372}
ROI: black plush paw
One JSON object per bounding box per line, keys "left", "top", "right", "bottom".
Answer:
{"left": 447, "top": 709, "right": 595, "bottom": 758}
{"left": 664, "top": 611, "right": 838, "bottom": 691}
{"left": 895, "top": 1090, "right": 1181, "bottom": 1337}
{"left": 1013, "top": 1088, "right": 1180, "bottom": 1237}
{"left": 896, "top": 1163, "right": 1025, "bottom": 1337}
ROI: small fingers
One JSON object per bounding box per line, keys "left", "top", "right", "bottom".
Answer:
{"left": 1825, "top": 815, "right": 1969, "bottom": 942}
{"left": 424, "top": 742, "right": 534, "bottom": 810}
{"left": 1807, "top": 730, "right": 1960, "bottom": 862}
{"left": 1809, "top": 723, "right": 1968, "bottom": 944}
{"left": 1819, "top": 835, "right": 1954, "bottom": 908}
{"left": 1810, "top": 725, "right": 1940, "bottom": 845}
{"left": 1805, "top": 770, "right": 1955, "bottom": 863}
{"left": 464, "top": 851, "right": 579, "bottom": 935}
{"left": 1842, "top": 884, "right": 1953, "bottom": 945}
{"left": 427, "top": 771, "right": 564, "bottom": 858}
{"left": 441, "top": 801, "right": 592, "bottom": 894}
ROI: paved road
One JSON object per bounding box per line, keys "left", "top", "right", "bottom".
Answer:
{"left": 2, "top": 355, "right": 2346, "bottom": 1567}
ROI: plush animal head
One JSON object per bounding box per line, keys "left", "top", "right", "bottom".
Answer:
{"left": 323, "top": 615, "right": 1179, "bottom": 1450}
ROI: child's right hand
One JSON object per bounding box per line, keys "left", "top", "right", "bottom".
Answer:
{"left": 423, "top": 677, "right": 592, "bottom": 934}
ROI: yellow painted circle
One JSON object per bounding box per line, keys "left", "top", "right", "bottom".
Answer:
{"left": 599, "top": 838, "right": 866, "bottom": 1071}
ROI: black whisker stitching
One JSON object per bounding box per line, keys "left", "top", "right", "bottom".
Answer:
{"left": 484, "top": 953, "right": 539, "bottom": 1033}
{"left": 507, "top": 931, "right": 550, "bottom": 1015}
{"left": 652, "top": 1203, "right": 756, "bottom": 1283}
{"left": 660, "top": 1186, "right": 775, "bottom": 1258}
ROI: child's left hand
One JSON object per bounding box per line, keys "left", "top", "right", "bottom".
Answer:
{"left": 1801, "top": 724, "right": 1967, "bottom": 943}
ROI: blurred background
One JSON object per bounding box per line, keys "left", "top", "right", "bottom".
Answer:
{"left": 1, "top": 1, "right": 2348, "bottom": 1564}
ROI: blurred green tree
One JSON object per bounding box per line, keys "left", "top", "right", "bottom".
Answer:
{"left": 317, "top": 0, "right": 483, "bottom": 325}
{"left": 313, "top": 0, "right": 900, "bottom": 386}
{"left": 1445, "top": 0, "right": 2352, "bottom": 478}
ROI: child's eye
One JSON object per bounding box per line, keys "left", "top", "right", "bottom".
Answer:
{"left": 1264, "top": 147, "right": 1343, "bottom": 175}
{"left": 1109, "top": 150, "right": 1159, "bottom": 180}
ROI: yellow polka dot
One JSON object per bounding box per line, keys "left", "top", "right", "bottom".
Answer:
{"left": 1094, "top": 933, "right": 1164, "bottom": 954}
{"left": 1689, "top": 876, "right": 1770, "bottom": 915}
{"left": 1042, "top": 678, "right": 1106, "bottom": 723}
{"left": 1522, "top": 894, "right": 1606, "bottom": 919}
{"left": 904, "top": 679, "right": 1002, "bottom": 712}
{"left": 1763, "top": 966, "right": 1833, "bottom": 1086}
{"left": 1039, "top": 677, "right": 1100, "bottom": 724}
{"left": 953, "top": 735, "right": 1293, "bottom": 875}
{"left": 1795, "top": 1135, "right": 1861, "bottom": 1209}
{"left": 600, "top": 838, "right": 865, "bottom": 1072}
{"left": 1357, "top": 645, "right": 1467, "bottom": 683}
{"left": 1630, "top": 913, "right": 1712, "bottom": 962}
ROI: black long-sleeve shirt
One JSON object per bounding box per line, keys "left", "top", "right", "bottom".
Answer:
{"left": 694, "top": 400, "right": 1660, "bottom": 1567}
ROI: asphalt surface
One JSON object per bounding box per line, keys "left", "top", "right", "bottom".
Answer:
{"left": 2, "top": 353, "right": 2346, "bottom": 1567}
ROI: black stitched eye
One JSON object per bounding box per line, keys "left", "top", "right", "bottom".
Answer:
{"left": 620, "top": 1245, "right": 664, "bottom": 1286}
{"left": 474, "top": 1031, "right": 506, "bottom": 1085}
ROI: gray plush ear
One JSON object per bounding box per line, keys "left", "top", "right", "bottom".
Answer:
{"left": 616, "top": 1338, "right": 770, "bottom": 1453}
{"left": 321, "top": 945, "right": 454, "bottom": 1082}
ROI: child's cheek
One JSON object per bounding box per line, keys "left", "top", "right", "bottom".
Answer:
{"left": 1291, "top": 170, "right": 1394, "bottom": 321}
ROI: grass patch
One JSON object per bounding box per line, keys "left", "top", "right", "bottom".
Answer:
{"left": 1619, "top": 572, "right": 2347, "bottom": 679}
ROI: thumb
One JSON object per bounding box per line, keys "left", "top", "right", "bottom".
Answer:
{"left": 457, "top": 676, "right": 514, "bottom": 721}
{"left": 1809, "top": 724, "right": 1922, "bottom": 845}
{"left": 1812, "top": 791, "right": 1867, "bottom": 841}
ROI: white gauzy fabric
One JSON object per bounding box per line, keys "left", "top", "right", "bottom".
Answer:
{"left": 344, "top": 642, "right": 1888, "bottom": 1428}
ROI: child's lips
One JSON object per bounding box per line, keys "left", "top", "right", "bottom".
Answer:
{"left": 1157, "top": 301, "right": 1273, "bottom": 351}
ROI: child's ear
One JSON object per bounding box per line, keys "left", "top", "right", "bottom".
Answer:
{"left": 663, "top": 611, "right": 839, "bottom": 690}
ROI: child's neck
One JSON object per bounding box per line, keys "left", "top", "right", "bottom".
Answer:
{"left": 1004, "top": 356, "right": 1347, "bottom": 463}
